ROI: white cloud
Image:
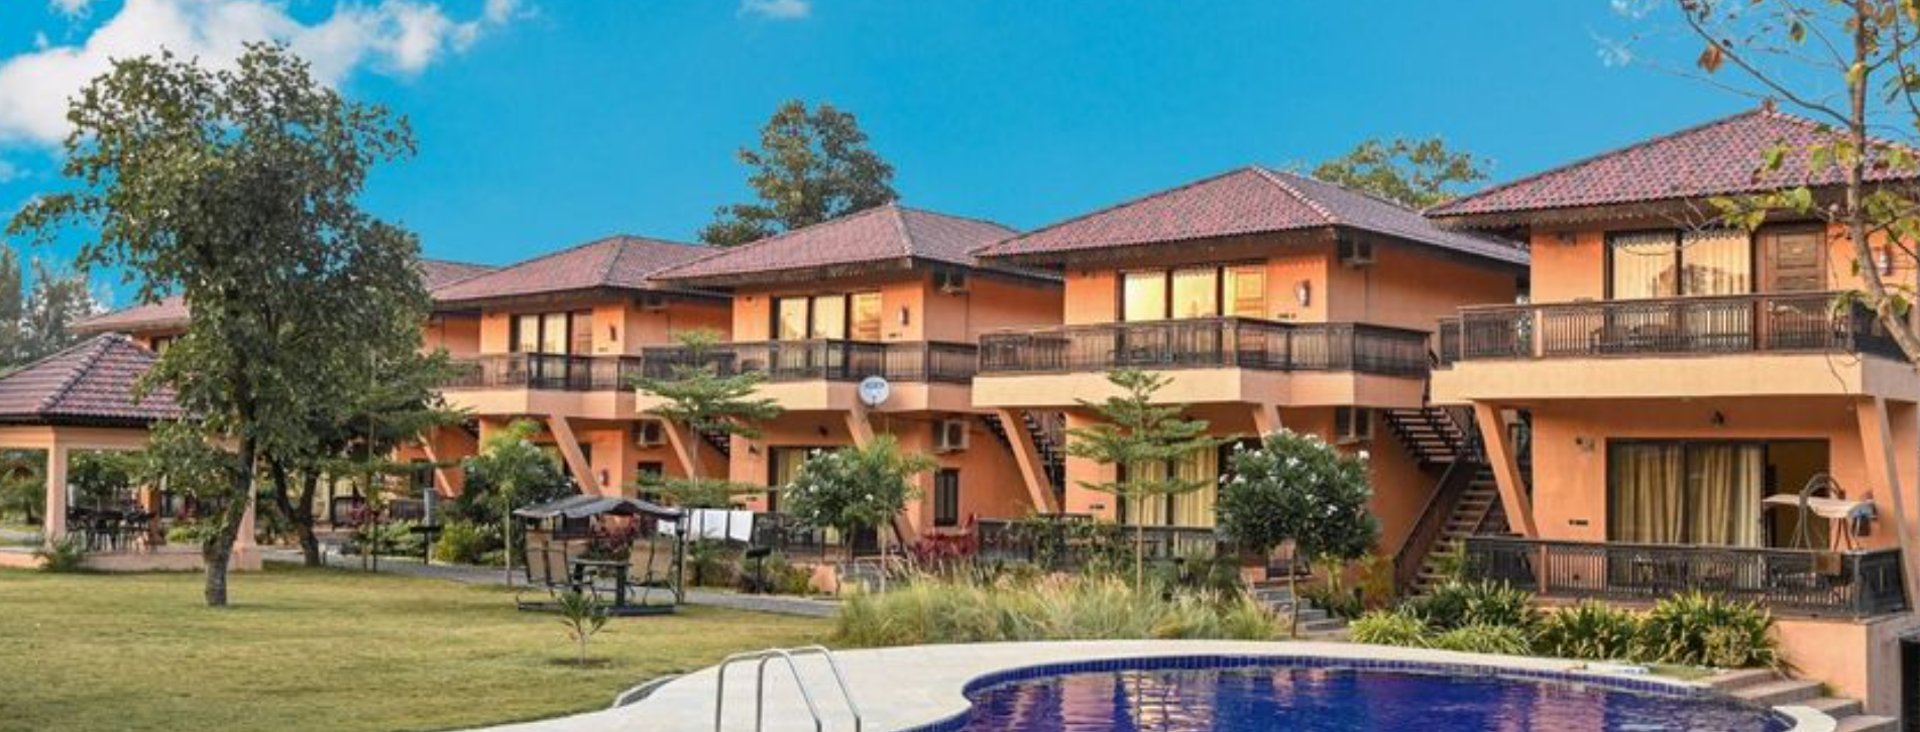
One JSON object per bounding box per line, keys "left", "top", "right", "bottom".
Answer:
{"left": 0, "top": 0, "right": 523, "bottom": 146}
{"left": 49, "top": 0, "right": 91, "bottom": 18}
{"left": 740, "top": 0, "right": 809, "bottom": 20}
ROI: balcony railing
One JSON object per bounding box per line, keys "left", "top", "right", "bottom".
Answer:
{"left": 976, "top": 317, "right": 1429, "bottom": 377}
{"left": 1462, "top": 536, "right": 1909, "bottom": 619}
{"left": 442, "top": 353, "right": 643, "bottom": 392}
{"left": 975, "top": 516, "right": 1221, "bottom": 568}
{"left": 1436, "top": 292, "right": 1903, "bottom": 365}
{"left": 638, "top": 340, "right": 979, "bottom": 383}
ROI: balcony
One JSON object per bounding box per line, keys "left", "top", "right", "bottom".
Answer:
{"left": 1437, "top": 292, "right": 1901, "bottom": 365}
{"left": 976, "top": 317, "right": 1429, "bottom": 376}
{"left": 638, "top": 340, "right": 978, "bottom": 383}
{"left": 442, "top": 353, "right": 643, "bottom": 392}
{"left": 1463, "top": 536, "right": 1908, "bottom": 619}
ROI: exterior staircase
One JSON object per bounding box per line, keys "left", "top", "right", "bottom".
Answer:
{"left": 1249, "top": 576, "right": 1348, "bottom": 635}
{"left": 982, "top": 410, "right": 1067, "bottom": 501}
{"left": 1381, "top": 405, "right": 1512, "bottom": 596}
{"left": 1408, "top": 467, "right": 1505, "bottom": 595}
{"left": 1382, "top": 407, "right": 1471, "bottom": 469}
{"left": 1708, "top": 668, "right": 1895, "bottom": 731}
{"left": 696, "top": 426, "right": 731, "bottom": 457}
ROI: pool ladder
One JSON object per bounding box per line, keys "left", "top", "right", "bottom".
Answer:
{"left": 712, "top": 645, "right": 863, "bottom": 732}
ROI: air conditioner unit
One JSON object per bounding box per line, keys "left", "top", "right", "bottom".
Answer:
{"left": 637, "top": 420, "right": 667, "bottom": 447}
{"left": 935, "top": 270, "right": 970, "bottom": 294}
{"left": 1335, "top": 407, "right": 1373, "bottom": 444}
{"left": 1338, "top": 235, "right": 1376, "bottom": 267}
{"left": 639, "top": 294, "right": 670, "bottom": 311}
{"left": 934, "top": 418, "right": 970, "bottom": 452}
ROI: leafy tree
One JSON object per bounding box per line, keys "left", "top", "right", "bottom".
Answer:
{"left": 1219, "top": 428, "right": 1379, "bottom": 635}
{"left": 1065, "top": 369, "right": 1230, "bottom": 589}
{"left": 136, "top": 421, "right": 247, "bottom": 563}
{"left": 0, "top": 449, "right": 44, "bottom": 524}
{"left": 9, "top": 44, "right": 423, "bottom": 606}
{"left": 0, "top": 246, "right": 98, "bottom": 370}
{"left": 1311, "top": 137, "right": 1489, "bottom": 209}
{"left": 464, "top": 419, "right": 573, "bottom": 584}
{"left": 782, "top": 435, "right": 935, "bottom": 561}
{"left": 631, "top": 329, "right": 782, "bottom": 507}
{"left": 68, "top": 450, "right": 137, "bottom": 510}
{"left": 699, "top": 100, "right": 897, "bottom": 246}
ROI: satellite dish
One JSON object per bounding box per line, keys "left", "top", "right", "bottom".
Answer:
{"left": 857, "top": 376, "right": 891, "bottom": 408}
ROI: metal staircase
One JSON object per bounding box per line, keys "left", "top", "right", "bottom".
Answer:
{"left": 982, "top": 410, "right": 1067, "bottom": 499}
{"left": 712, "top": 645, "right": 863, "bottom": 732}
{"left": 698, "top": 426, "right": 732, "bottom": 458}
{"left": 1383, "top": 406, "right": 1511, "bottom": 595}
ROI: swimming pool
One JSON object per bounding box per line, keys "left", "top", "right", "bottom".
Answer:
{"left": 948, "top": 659, "right": 1790, "bottom": 732}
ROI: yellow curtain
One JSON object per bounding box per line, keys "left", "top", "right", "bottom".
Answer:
{"left": 1687, "top": 444, "right": 1764, "bottom": 547}
{"left": 1608, "top": 443, "right": 1684, "bottom": 543}
{"left": 1123, "top": 447, "right": 1219, "bottom": 528}
{"left": 1678, "top": 230, "right": 1751, "bottom": 296}
{"left": 1122, "top": 461, "right": 1169, "bottom": 526}
{"left": 1609, "top": 232, "right": 1679, "bottom": 299}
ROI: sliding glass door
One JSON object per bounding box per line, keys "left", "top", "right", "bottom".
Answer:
{"left": 1607, "top": 440, "right": 1775, "bottom": 547}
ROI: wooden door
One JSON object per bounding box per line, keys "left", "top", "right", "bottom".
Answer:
{"left": 1758, "top": 228, "right": 1828, "bottom": 349}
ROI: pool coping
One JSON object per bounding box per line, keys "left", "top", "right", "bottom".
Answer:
{"left": 471, "top": 640, "right": 1835, "bottom": 732}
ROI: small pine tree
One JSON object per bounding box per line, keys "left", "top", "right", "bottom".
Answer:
{"left": 630, "top": 329, "right": 783, "bottom": 508}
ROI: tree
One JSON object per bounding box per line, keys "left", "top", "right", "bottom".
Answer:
{"left": 68, "top": 450, "right": 136, "bottom": 510}
{"left": 630, "top": 329, "right": 782, "bottom": 507}
{"left": 555, "top": 590, "right": 609, "bottom": 667}
{"left": 782, "top": 435, "right": 934, "bottom": 561}
{"left": 1064, "top": 369, "right": 1230, "bottom": 589}
{"left": 1218, "top": 428, "right": 1379, "bottom": 635}
{"left": 1311, "top": 137, "right": 1489, "bottom": 209}
{"left": 464, "top": 419, "right": 572, "bottom": 584}
{"left": 0, "top": 246, "right": 98, "bottom": 371}
{"left": 9, "top": 44, "right": 423, "bottom": 606}
{"left": 699, "top": 100, "right": 897, "bottom": 246}
{"left": 0, "top": 450, "right": 44, "bottom": 524}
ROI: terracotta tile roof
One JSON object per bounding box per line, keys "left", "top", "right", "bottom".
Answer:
{"left": 1427, "top": 106, "right": 1919, "bottom": 220}
{"left": 653, "top": 204, "right": 1047, "bottom": 285}
{"left": 975, "top": 166, "right": 1526, "bottom": 265}
{"left": 73, "top": 258, "right": 496, "bottom": 335}
{"left": 431, "top": 236, "right": 714, "bottom": 304}
{"left": 0, "top": 334, "right": 181, "bottom": 426}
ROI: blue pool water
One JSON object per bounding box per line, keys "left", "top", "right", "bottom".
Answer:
{"left": 953, "top": 665, "right": 1790, "bottom": 732}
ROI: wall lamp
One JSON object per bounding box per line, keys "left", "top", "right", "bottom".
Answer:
{"left": 1294, "top": 280, "right": 1312, "bottom": 307}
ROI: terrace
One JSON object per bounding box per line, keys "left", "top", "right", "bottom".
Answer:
{"left": 1436, "top": 292, "right": 1901, "bottom": 365}
{"left": 638, "top": 340, "right": 979, "bottom": 384}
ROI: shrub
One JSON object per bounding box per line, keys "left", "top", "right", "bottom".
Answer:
{"left": 1300, "top": 580, "right": 1365, "bottom": 621}
{"left": 554, "top": 590, "right": 609, "bottom": 667}
{"left": 831, "top": 574, "right": 1278, "bottom": 647}
{"left": 353, "top": 519, "right": 423, "bottom": 556}
{"left": 1349, "top": 609, "right": 1430, "bottom": 647}
{"left": 166, "top": 521, "right": 213, "bottom": 546}
{"left": 34, "top": 536, "right": 89, "bottom": 573}
{"left": 1432, "top": 624, "right": 1533, "bottom": 656}
{"left": 1408, "top": 580, "right": 1537, "bottom": 631}
{"left": 685, "top": 539, "right": 738, "bottom": 588}
{"left": 432, "top": 520, "right": 497, "bottom": 565}
{"left": 1634, "top": 592, "right": 1781, "bottom": 669}
{"left": 1534, "top": 601, "right": 1640, "bottom": 661}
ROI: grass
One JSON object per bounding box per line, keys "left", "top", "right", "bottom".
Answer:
{"left": 0, "top": 565, "right": 829, "bottom": 732}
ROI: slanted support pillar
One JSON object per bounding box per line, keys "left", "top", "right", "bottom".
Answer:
{"left": 544, "top": 416, "right": 598, "bottom": 495}
{"left": 995, "top": 409, "right": 1059, "bottom": 515}
{"left": 1473, "top": 403, "right": 1537, "bottom": 538}
{"left": 658, "top": 420, "right": 704, "bottom": 481}
{"left": 1858, "top": 397, "right": 1920, "bottom": 602}
{"left": 1251, "top": 403, "right": 1283, "bottom": 437}
{"left": 42, "top": 441, "right": 67, "bottom": 547}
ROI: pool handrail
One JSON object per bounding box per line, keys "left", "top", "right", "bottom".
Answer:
{"left": 713, "top": 645, "right": 862, "bottom": 732}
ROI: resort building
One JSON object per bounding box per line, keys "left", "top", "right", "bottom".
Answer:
{"left": 968, "top": 166, "right": 1528, "bottom": 565}
{"left": 645, "top": 204, "right": 1065, "bottom": 542}
{"left": 421, "top": 236, "right": 729, "bottom": 497}
{"left": 1427, "top": 107, "right": 1920, "bottom": 712}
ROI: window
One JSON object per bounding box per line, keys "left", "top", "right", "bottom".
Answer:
{"left": 772, "top": 291, "right": 883, "bottom": 341}
{"left": 1117, "top": 446, "right": 1220, "bottom": 528}
{"left": 1121, "top": 264, "right": 1267, "bottom": 321}
{"left": 769, "top": 447, "right": 827, "bottom": 513}
{"left": 409, "top": 460, "right": 435, "bottom": 494}
{"left": 1608, "top": 230, "right": 1751, "bottom": 299}
{"left": 933, "top": 469, "right": 961, "bottom": 528}
{"left": 510, "top": 311, "right": 593, "bottom": 354}
{"left": 1606, "top": 440, "right": 1832, "bottom": 547}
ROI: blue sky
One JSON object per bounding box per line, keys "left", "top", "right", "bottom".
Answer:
{"left": 0, "top": 1, "right": 1739, "bottom": 305}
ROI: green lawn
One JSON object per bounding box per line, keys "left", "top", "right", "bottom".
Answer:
{"left": 0, "top": 565, "right": 830, "bottom": 732}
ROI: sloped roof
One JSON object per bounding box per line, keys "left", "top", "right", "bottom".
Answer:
{"left": 431, "top": 236, "right": 715, "bottom": 304}
{"left": 73, "top": 258, "right": 496, "bottom": 335}
{"left": 975, "top": 166, "right": 1526, "bottom": 265}
{"left": 652, "top": 204, "right": 1048, "bottom": 286}
{"left": 0, "top": 334, "right": 180, "bottom": 426}
{"left": 1427, "top": 106, "right": 1920, "bottom": 221}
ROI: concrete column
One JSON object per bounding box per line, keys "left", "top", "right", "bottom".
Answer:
{"left": 42, "top": 443, "right": 67, "bottom": 546}
{"left": 543, "top": 416, "right": 596, "bottom": 495}
{"left": 1857, "top": 397, "right": 1920, "bottom": 600}
{"left": 1473, "top": 403, "right": 1537, "bottom": 538}
{"left": 659, "top": 419, "right": 704, "bottom": 480}
{"left": 1251, "top": 403, "right": 1283, "bottom": 438}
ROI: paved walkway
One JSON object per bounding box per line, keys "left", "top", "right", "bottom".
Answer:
{"left": 467, "top": 639, "right": 1833, "bottom": 732}
{"left": 261, "top": 548, "right": 840, "bottom": 618}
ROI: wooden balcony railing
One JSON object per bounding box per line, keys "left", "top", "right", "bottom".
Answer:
{"left": 1436, "top": 292, "right": 1903, "bottom": 365}
{"left": 1462, "top": 536, "right": 1909, "bottom": 618}
{"left": 442, "top": 353, "right": 644, "bottom": 392}
{"left": 976, "top": 317, "right": 1430, "bottom": 377}
{"left": 638, "top": 340, "right": 979, "bottom": 383}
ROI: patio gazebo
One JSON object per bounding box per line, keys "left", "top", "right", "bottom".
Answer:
{"left": 0, "top": 334, "right": 259, "bottom": 571}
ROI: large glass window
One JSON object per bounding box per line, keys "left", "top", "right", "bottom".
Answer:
{"left": 540, "top": 313, "right": 568, "bottom": 354}
{"left": 1170, "top": 267, "right": 1219, "bottom": 319}
{"left": 511, "top": 311, "right": 591, "bottom": 354}
{"left": 776, "top": 298, "right": 810, "bottom": 341}
{"left": 1608, "top": 230, "right": 1752, "bottom": 299}
{"left": 810, "top": 295, "right": 847, "bottom": 339}
{"left": 1122, "top": 271, "right": 1168, "bottom": 322}
{"left": 1119, "top": 446, "right": 1221, "bottom": 528}
{"left": 1607, "top": 441, "right": 1772, "bottom": 546}
{"left": 773, "top": 291, "right": 881, "bottom": 341}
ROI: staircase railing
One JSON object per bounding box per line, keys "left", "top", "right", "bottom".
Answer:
{"left": 1390, "top": 457, "right": 1480, "bottom": 593}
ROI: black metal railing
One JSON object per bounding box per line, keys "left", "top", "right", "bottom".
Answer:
{"left": 976, "top": 317, "right": 1429, "bottom": 377}
{"left": 974, "top": 517, "right": 1221, "bottom": 567}
{"left": 442, "top": 353, "right": 645, "bottom": 391}
{"left": 1437, "top": 292, "right": 1903, "bottom": 365}
{"left": 639, "top": 340, "right": 979, "bottom": 383}
{"left": 1462, "top": 536, "right": 1909, "bottom": 618}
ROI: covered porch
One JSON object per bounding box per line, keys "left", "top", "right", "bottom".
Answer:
{"left": 0, "top": 335, "right": 257, "bottom": 572}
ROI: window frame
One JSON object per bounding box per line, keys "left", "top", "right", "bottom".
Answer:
{"left": 932, "top": 468, "right": 961, "bottom": 528}
{"left": 771, "top": 290, "right": 885, "bottom": 342}
{"left": 1116, "top": 261, "right": 1268, "bottom": 322}
{"left": 1604, "top": 228, "right": 1758, "bottom": 301}
{"left": 508, "top": 310, "right": 594, "bottom": 355}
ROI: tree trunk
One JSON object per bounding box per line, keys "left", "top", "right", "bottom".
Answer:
{"left": 295, "top": 473, "right": 321, "bottom": 567}
{"left": 1842, "top": 2, "right": 1920, "bottom": 362}
{"left": 1134, "top": 520, "right": 1146, "bottom": 591}
{"left": 1288, "top": 556, "right": 1306, "bottom": 639}
{"left": 204, "top": 437, "right": 256, "bottom": 608}
{"left": 503, "top": 516, "right": 514, "bottom": 587}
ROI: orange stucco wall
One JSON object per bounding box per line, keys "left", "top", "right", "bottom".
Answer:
{"left": 423, "top": 314, "right": 481, "bottom": 356}
{"left": 730, "top": 272, "right": 1062, "bottom": 343}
